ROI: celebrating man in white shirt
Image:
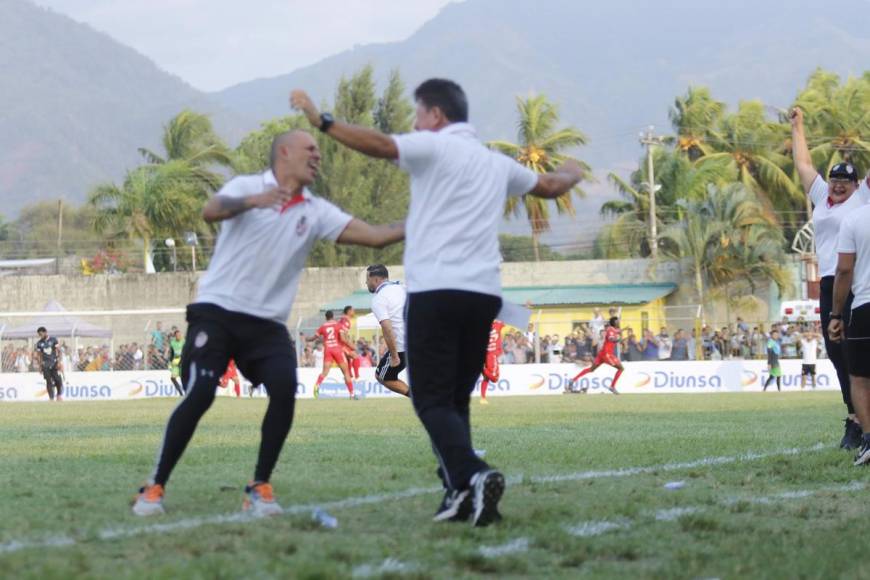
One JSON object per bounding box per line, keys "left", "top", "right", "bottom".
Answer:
{"left": 291, "top": 79, "right": 582, "bottom": 526}
{"left": 132, "top": 130, "right": 405, "bottom": 517}
{"left": 792, "top": 107, "right": 870, "bottom": 448}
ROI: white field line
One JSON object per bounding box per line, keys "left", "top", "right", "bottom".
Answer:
{"left": 0, "top": 443, "right": 829, "bottom": 556}
{"left": 478, "top": 537, "right": 531, "bottom": 558}
{"left": 556, "top": 480, "right": 868, "bottom": 542}
{"left": 564, "top": 520, "right": 632, "bottom": 537}
{"left": 477, "top": 479, "right": 869, "bottom": 558}
{"left": 352, "top": 558, "right": 418, "bottom": 578}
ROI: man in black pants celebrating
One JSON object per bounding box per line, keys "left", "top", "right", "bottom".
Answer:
{"left": 292, "top": 80, "right": 582, "bottom": 525}
{"left": 792, "top": 107, "right": 870, "bottom": 448}
{"left": 132, "top": 130, "right": 404, "bottom": 517}
{"left": 35, "top": 327, "right": 63, "bottom": 401}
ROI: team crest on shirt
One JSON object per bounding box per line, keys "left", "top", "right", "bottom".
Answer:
{"left": 296, "top": 216, "right": 308, "bottom": 236}
{"left": 194, "top": 331, "right": 208, "bottom": 348}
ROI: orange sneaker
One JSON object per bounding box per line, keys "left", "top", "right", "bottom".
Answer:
{"left": 132, "top": 483, "right": 165, "bottom": 516}
{"left": 243, "top": 481, "right": 283, "bottom": 517}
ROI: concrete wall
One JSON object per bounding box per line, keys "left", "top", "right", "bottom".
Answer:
{"left": 2, "top": 256, "right": 792, "bottom": 344}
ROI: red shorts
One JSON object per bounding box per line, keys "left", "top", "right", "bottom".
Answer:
{"left": 343, "top": 346, "right": 358, "bottom": 360}
{"left": 483, "top": 353, "right": 500, "bottom": 382}
{"left": 324, "top": 347, "right": 346, "bottom": 366}
{"left": 595, "top": 351, "right": 620, "bottom": 368}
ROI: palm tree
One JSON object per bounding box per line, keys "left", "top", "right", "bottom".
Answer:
{"left": 669, "top": 86, "right": 725, "bottom": 161}
{"left": 698, "top": 101, "right": 804, "bottom": 223}
{"left": 89, "top": 162, "right": 209, "bottom": 272}
{"left": 659, "top": 184, "right": 786, "bottom": 314}
{"left": 139, "top": 110, "right": 231, "bottom": 196}
{"left": 794, "top": 69, "right": 870, "bottom": 177}
{"left": 596, "top": 149, "right": 730, "bottom": 258}
{"left": 489, "top": 94, "right": 590, "bottom": 261}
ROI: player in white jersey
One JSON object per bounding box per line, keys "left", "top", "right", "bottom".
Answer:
{"left": 366, "top": 264, "right": 409, "bottom": 397}
{"left": 132, "top": 130, "right": 405, "bottom": 517}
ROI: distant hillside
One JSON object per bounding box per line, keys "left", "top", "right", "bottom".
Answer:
{"left": 216, "top": 0, "right": 870, "bottom": 166}
{"left": 0, "top": 0, "right": 248, "bottom": 216}
{"left": 213, "top": 0, "right": 869, "bottom": 249}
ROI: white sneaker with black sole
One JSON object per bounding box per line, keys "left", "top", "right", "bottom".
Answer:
{"left": 470, "top": 469, "right": 505, "bottom": 527}
{"left": 854, "top": 441, "right": 870, "bottom": 466}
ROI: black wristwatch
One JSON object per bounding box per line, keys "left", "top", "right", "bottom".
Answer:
{"left": 318, "top": 112, "right": 334, "bottom": 133}
{"left": 829, "top": 313, "right": 843, "bottom": 320}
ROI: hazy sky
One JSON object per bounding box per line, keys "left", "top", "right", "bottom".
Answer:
{"left": 33, "top": 0, "right": 456, "bottom": 92}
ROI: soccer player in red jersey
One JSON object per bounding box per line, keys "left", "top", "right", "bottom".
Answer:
{"left": 569, "top": 316, "right": 623, "bottom": 394}
{"left": 339, "top": 305, "right": 361, "bottom": 379}
{"left": 219, "top": 358, "right": 242, "bottom": 397}
{"left": 480, "top": 320, "right": 505, "bottom": 404}
{"left": 312, "top": 310, "right": 354, "bottom": 398}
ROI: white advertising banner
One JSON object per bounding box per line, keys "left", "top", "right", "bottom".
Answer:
{"left": 0, "top": 360, "right": 839, "bottom": 402}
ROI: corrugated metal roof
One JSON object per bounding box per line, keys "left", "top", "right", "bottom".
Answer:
{"left": 322, "top": 283, "right": 677, "bottom": 312}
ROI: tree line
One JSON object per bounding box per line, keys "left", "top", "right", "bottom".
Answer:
{"left": 0, "top": 67, "right": 866, "bottom": 285}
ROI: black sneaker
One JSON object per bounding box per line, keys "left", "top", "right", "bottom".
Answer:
{"left": 470, "top": 469, "right": 505, "bottom": 527}
{"left": 433, "top": 489, "right": 472, "bottom": 522}
{"left": 854, "top": 441, "right": 870, "bottom": 466}
{"left": 841, "top": 419, "right": 863, "bottom": 450}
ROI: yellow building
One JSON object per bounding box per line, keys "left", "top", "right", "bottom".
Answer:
{"left": 323, "top": 283, "right": 677, "bottom": 339}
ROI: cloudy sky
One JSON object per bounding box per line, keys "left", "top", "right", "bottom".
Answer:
{"left": 34, "top": 0, "right": 456, "bottom": 92}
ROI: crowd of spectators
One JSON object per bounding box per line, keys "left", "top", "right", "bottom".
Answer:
{"left": 0, "top": 320, "right": 184, "bottom": 373}
{"left": 1, "top": 314, "right": 828, "bottom": 372}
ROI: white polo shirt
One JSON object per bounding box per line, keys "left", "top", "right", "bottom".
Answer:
{"left": 392, "top": 123, "right": 539, "bottom": 297}
{"left": 809, "top": 175, "right": 870, "bottom": 278}
{"left": 370, "top": 281, "right": 407, "bottom": 352}
{"left": 196, "top": 170, "right": 352, "bottom": 324}
{"left": 837, "top": 202, "right": 870, "bottom": 310}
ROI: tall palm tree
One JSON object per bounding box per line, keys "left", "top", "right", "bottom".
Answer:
{"left": 489, "top": 94, "right": 590, "bottom": 261}
{"left": 669, "top": 86, "right": 725, "bottom": 161}
{"left": 697, "top": 101, "right": 803, "bottom": 225}
{"left": 659, "top": 184, "right": 785, "bottom": 314}
{"left": 794, "top": 69, "right": 870, "bottom": 176}
{"left": 89, "top": 162, "right": 208, "bottom": 272}
{"left": 138, "top": 110, "right": 231, "bottom": 196}
{"left": 597, "top": 149, "right": 730, "bottom": 258}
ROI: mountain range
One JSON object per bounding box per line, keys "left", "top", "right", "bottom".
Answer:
{"left": 2, "top": 0, "right": 869, "bottom": 248}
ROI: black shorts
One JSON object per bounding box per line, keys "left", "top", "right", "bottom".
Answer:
{"left": 376, "top": 351, "right": 406, "bottom": 383}
{"left": 801, "top": 364, "right": 816, "bottom": 376}
{"left": 848, "top": 303, "right": 870, "bottom": 379}
{"left": 182, "top": 303, "right": 296, "bottom": 393}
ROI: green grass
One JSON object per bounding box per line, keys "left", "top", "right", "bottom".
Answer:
{"left": 1, "top": 393, "right": 868, "bottom": 579}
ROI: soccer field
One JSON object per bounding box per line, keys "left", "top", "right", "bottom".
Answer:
{"left": 1, "top": 392, "right": 867, "bottom": 579}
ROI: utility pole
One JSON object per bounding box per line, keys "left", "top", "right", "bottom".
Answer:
{"left": 639, "top": 126, "right": 665, "bottom": 261}
{"left": 55, "top": 199, "right": 63, "bottom": 275}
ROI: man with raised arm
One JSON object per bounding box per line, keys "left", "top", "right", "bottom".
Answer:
{"left": 291, "top": 80, "right": 582, "bottom": 526}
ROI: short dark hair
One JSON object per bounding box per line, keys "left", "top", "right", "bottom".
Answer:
{"left": 609, "top": 317, "right": 619, "bottom": 327}
{"left": 343, "top": 305, "right": 353, "bottom": 315}
{"left": 366, "top": 264, "right": 389, "bottom": 279}
{"left": 325, "top": 310, "right": 334, "bottom": 320}
{"left": 37, "top": 326, "right": 46, "bottom": 333}
{"left": 414, "top": 79, "right": 468, "bottom": 123}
